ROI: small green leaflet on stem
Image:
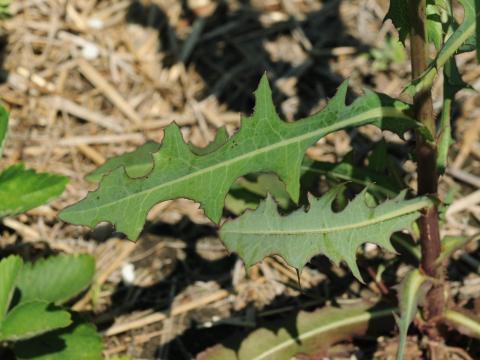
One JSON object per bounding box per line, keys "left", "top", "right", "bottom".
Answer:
{"left": 60, "top": 74, "right": 417, "bottom": 240}
{"left": 436, "top": 0, "right": 472, "bottom": 172}
{"left": 404, "top": 0, "right": 477, "bottom": 96}
{"left": 220, "top": 186, "right": 432, "bottom": 281}
{"left": 441, "top": 309, "right": 480, "bottom": 339}
{"left": 395, "top": 269, "right": 431, "bottom": 360}
{"left": 385, "top": 0, "right": 449, "bottom": 47}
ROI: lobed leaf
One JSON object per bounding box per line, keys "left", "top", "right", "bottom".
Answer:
{"left": 0, "top": 301, "right": 71, "bottom": 342}
{"left": 88, "top": 153, "right": 400, "bottom": 217}
{"left": 60, "top": 75, "right": 416, "bottom": 240}
{"left": 395, "top": 269, "right": 430, "bottom": 360}
{"left": 220, "top": 186, "right": 431, "bottom": 280}
{"left": 86, "top": 127, "right": 230, "bottom": 182}
{"left": 0, "top": 163, "right": 68, "bottom": 217}
{"left": 14, "top": 317, "right": 103, "bottom": 360}
{"left": 15, "top": 254, "right": 95, "bottom": 305}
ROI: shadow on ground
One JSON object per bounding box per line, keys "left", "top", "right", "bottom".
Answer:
{"left": 126, "top": 0, "right": 368, "bottom": 118}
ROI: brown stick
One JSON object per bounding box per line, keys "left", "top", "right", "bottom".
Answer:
{"left": 409, "top": 0, "right": 445, "bottom": 336}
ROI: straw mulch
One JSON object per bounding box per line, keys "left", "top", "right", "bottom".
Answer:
{"left": 1, "top": 0, "right": 480, "bottom": 358}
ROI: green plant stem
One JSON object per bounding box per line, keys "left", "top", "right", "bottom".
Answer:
{"left": 409, "top": 0, "right": 445, "bottom": 338}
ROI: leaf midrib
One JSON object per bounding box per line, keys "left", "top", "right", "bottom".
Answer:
{"left": 222, "top": 197, "right": 431, "bottom": 236}
{"left": 252, "top": 307, "right": 395, "bottom": 360}
{"left": 70, "top": 106, "right": 410, "bottom": 215}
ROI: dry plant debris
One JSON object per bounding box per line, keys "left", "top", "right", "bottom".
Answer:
{"left": 1, "top": 0, "right": 480, "bottom": 358}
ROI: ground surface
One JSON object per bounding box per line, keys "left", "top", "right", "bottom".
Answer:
{"left": 1, "top": 0, "right": 480, "bottom": 359}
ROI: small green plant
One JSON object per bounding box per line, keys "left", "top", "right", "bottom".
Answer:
{"left": 369, "top": 34, "right": 407, "bottom": 71}
{"left": 0, "top": 107, "right": 67, "bottom": 217}
{"left": 0, "top": 0, "right": 10, "bottom": 18}
{"left": 60, "top": 0, "right": 480, "bottom": 358}
{"left": 0, "top": 108, "right": 102, "bottom": 359}
{"left": 0, "top": 255, "right": 101, "bottom": 359}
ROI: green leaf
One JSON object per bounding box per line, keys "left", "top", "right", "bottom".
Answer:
{"left": 86, "top": 128, "right": 229, "bottom": 183}
{"left": 385, "top": 0, "right": 410, "bottom": 44}
{"left": 220, "top": 186, "right": 431, "bottom": 280}
{"left": 0, "top": 301, "right": 71, "bottom": 341}
{"left": 15, "top": 254, "right": 95, "bottom": 306}
{"left": 60, "top": 75, "right": 416, "bottom": 240}
{"left": 437, "top": 54, "right": 470, "bottom": 172}
{"left": 189, "top": 127, "right": 230, "bottom": 155}
{"left": 426, "top": 1, "right": 448, "bottom": 49}
{"left": 88, "top": 153, "right": 399, "bottom": 218}
{"left": 441, "top": 309, "right": 480, "bottom": 339}
{"left": 395, "top": 269, "right": 430, "bottom": 360}
{"left": 476, "top": 0, "right": 480, "bottom": 61}
{"left": 0, "top": 105, "right": 8, "bottom": 158}
{"left": 226, "top": 173, "right": 291, "bottom": 215}
{"left": 0, "top": 163, "right": 68, "bottom": 217}
{"left": 302, "top": 159, "right": 399, "bottom": 197}
{"left": 385, "top": 0, "right": 448, "bottom": 47}
{"left": 0, "top": 255, "right": 22, "bottom": 322}
{"left": 367, "top": 141, "right": 388, "bottom": 173}
{"left": 86, "top": 141, "right": 161, "bottom": 182}
{"left": 405, "top": 0, "right": 476, "bottom": 95}
{"left": 14, "top": 317, "right": 103, "bottom": 360}
{"left": 438, "top": 234, "right": 480, "bottom": 263}
{"left": 0, "top": 0, "right": 11, "bottom": 17}
{"left": 198, "top": 302, "right": 395, "bottom": 360}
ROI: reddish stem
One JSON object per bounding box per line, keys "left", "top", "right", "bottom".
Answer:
{"left": 409, "top": 0, "right": 445, "bottom": 339}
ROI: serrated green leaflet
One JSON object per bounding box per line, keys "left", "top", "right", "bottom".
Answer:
{"left": 395, "top": 269, "right": 430, "bottom": 360}
{"left": 0, "top": 301, "right": 71, "bottom": 342}
{"left": 14, "top": 317, "right": 103, "bottom": 360}
{"left": 405, "top": 0, "right": 476, "bottom": 95}
{"left": 0, "top": 163, "right": 68, "bottom": 217}
{"left": 0, "top": 256, "right": 22, "bottom": 322}
{"left": 220, "top": 186, "right": 431, "bottom": 280}
{"left": 60, "top": 75, "right": 416, "bottom": 240}
{"left": 16, "top": 254, "right": 95, "bottom": 306}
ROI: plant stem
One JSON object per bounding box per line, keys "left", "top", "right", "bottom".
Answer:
{"left": 409, "top": 0, "right": 445, "bottom": 334}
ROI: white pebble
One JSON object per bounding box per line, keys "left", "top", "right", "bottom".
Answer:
{"left": 82, "top": 43, "right": 99, "bottom": 60}
{"left": 364, "top": 242, "right": 378, "bottom": 253}
{"left": 88, "top": 18, "right": 104, "bottom": 30}
{"left": 121, "top": 263, "right": 136, "bottom": 285}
